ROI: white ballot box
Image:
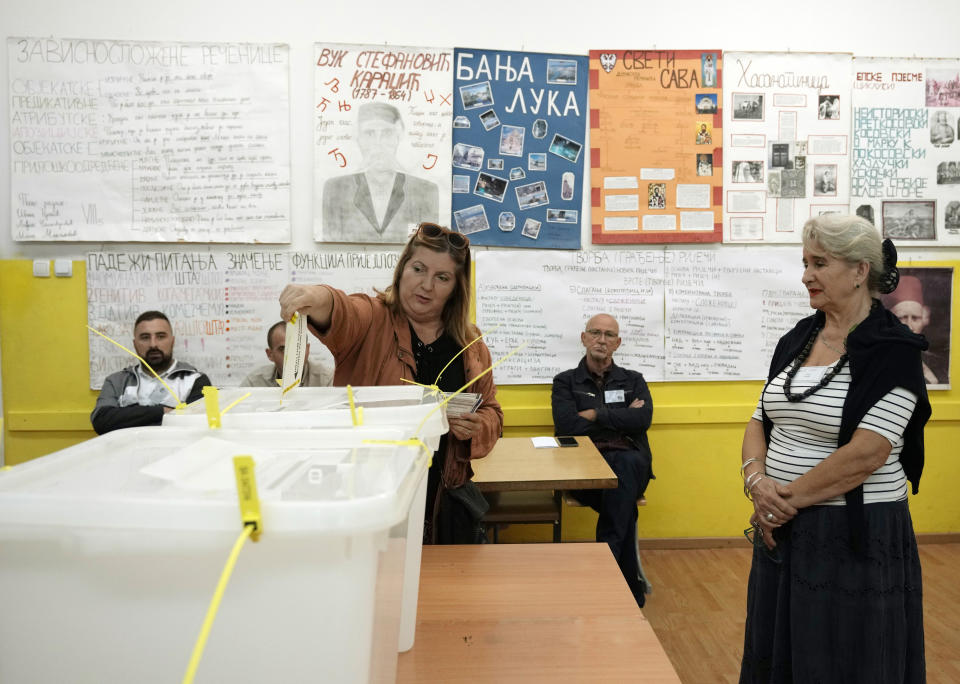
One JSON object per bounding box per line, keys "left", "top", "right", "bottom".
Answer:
{"left": 0, "top": 426, "right": 430, "bottom": 684}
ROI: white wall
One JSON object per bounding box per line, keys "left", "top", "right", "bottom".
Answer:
{"left": 1, "top": 0, "right": 959, "bottom": 260}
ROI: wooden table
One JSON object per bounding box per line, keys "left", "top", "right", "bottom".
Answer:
{"left": 396, "top": 543, "right": 680, "bottom": 683}
{"left": 471, "top": 436, "right": 617, "bottom": 492}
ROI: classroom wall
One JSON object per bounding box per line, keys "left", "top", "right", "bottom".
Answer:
{"left": 2, "top": 0, "right": 959, "bottom": 538}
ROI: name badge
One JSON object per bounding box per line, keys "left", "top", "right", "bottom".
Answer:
{"left": 793, "top": 366, "right": 827, "bottom": 384}
{"left": 604, "top": 389, "right": 625, "bottom": 403}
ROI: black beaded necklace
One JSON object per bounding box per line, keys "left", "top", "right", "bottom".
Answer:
{"left": 782, "top": 325, "right": 849, "bottom": 402}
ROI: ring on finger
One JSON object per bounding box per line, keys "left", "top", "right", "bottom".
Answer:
{"left": 765, "top": 512, "right": 775, "bottom": 522}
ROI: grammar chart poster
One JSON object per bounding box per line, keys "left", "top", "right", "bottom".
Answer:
{"left": 590, "top": 49, "right": 723, "bottom": 244}
{"left": 313, "top": 43, "right": 453, "bottom": 244}
{"left": 451, "top": 48, "right": 588, "bottom": 249}
{"left": 722, "top": 52, "right": 853, "bottom": 243}
{"left": 852, "top": 57, "right": 960, "bottom": 246}
{"left": 9, "top": 37, "right": 291, "bottom": 243}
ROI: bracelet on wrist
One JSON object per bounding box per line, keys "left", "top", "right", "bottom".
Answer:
{"left": 740, "top": 457, "right": 760, "bottom": 476}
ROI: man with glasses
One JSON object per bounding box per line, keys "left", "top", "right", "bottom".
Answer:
{"left": 551, "top": 313, "right": 654, "bottom": 608}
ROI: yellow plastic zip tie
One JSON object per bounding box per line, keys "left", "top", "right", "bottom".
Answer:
{"left": 413, "top": 342, "right": 528, "bottom": 438}
{"left": 280, "top": 377, "right": 301, "bottom": 399}
{"left": 202, "top": 386, "right": 221, "bottom": 429}
{"left": 181, "top": 525, "right": 253, "bottom": 684}
{"left": 362, "top": 438, "right": 432, "bottom": 468}
{"left": 347, "top": 384, "right": 359, "bottom": 425}
{"left": 432, "top": 324, "right": 500, "bottom": 388}
{"left": 182, "top": 456, "right": 261, "bottom": 683}
{"left": 86, "top": 325, "right": 187, "bottom": 410}
{"left": 220, "top": 392, "right": 251, "bottom": 419}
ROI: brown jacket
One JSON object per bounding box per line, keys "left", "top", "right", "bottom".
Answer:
{"left": 311, "top": 286, "right": 503, "bottom": 488}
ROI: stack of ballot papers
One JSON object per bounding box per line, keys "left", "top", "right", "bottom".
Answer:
{"left": 443, "top": 392, "right": 482, "bottom": 418}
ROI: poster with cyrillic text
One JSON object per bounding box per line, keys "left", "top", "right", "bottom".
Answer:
{"left": 475, "top": 250, "right": 666, "bottom": 383}
{"left": 313, "top": 43, "right": 453, "bottom": 244}
{"left": 10, "top": 38, "right": 291, "bottom": 242}
{"left": 451, "top": 49, "right": 588, "bottom": 249}
{"left": 86, "top": 250, "right": 395, "bottom": 388}
{"left": 589, "top": 49, "right": 723, "bottom": 244}
{"left": 851, "top": 57, "right": 960, "bottom": 245}
{"left": 475, "top": 246, "right": 810, "bottom": 384}
{"left": 722, "top": 52, "right": 852, "bottom": 243}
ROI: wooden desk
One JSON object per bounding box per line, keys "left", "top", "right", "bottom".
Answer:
{"left": 471, "top": 436, "right": 616, "bottom": 492}
{"left": 397, "top": 543, "right": 680, "bottom": 683}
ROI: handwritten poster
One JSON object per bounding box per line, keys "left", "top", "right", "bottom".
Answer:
{"left": 475, "top": 246, "right": 810, "bottom": 384}
{"left": 851, "top": 57, "right": 960, "bottom": 246}
{"left": 722, "top": 52, "right": 853, "bottom": 243}
{"left": 451, "top": 48, "right": 588, "bottom": 249}
{"left": 589, "top": 49, "right": 723, "bottom": 244}
{"left": 86, "top": 250, "right": 396, "bottom": 388}
{"left": 9, "top": 37, "right": 291, "bottom": 242}
{"left": 313, "top": 43, "right": 453, "bottom": 244}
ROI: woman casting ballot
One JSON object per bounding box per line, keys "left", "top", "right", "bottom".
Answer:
{"left": 739, "top": 214, "right": 931, "bottom": 683}
{"left": 279, "top": 222, "right": 503, "bottom": 543}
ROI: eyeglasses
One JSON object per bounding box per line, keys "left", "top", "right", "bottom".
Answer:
{"left": 743, "top": 522, "right": 782, "bottom": 564}
{"left": 584, "top": 329, "right": 619, "bottom": 340}
{"left": 417, "top": 222, "right": 469, "bottom": 250}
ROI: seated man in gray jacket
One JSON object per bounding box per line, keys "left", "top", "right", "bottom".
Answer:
{"left": 90, "top": 310, "right": 211, "bottom": 434}
{"left": 241, "top": 320, "right": 334, "bottom": 388}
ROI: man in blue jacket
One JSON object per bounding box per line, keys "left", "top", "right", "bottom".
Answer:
{"left": 552, "top": 313, "right": 653, "bottom": 608}
{"left": 90, "top": 310, "right": 211, "bottom": 434}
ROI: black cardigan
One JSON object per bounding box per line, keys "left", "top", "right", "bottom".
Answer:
{"left": 760, "top": 300, "right": 931, "bottom": 551}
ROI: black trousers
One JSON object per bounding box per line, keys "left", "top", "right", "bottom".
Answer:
{"left": 572, "top": 447, "right": 651, "bottom": 608}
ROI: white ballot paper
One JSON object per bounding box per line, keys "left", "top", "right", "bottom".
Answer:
{"left": 281, "top": 313, "right": 309, "bottom": 394}
{"left": 531, "top": 436, "right": 559, "bottom": 448}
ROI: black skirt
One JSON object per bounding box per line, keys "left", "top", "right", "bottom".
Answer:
{"left": 740, "top": 501, "right": 924, "bottom": 684}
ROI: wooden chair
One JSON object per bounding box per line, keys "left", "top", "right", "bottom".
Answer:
{"left": 482, "top": 490, "right": 562, "bottom": 543}
{"left": 561, "top": 491, "right": 652, "bottom": 594}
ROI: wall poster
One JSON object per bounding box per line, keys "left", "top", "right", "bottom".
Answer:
{"left": 722, "top": 51, "right": 853, "bottom": 243}
{"left": 9, "top": 37, "right": 291, "bottom": 242}
{"left": 590, "top": 49, "right": 723, "bottom": 244}
{"left": 451, "top": 48, "right": 588, "bottom": 249}
{"left": 313, "top": 43, "right": 453, "bottom": 244}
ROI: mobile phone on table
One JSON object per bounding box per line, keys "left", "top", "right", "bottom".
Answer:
{"left": 556, "top": 436, "right": 578, "bottom": 447}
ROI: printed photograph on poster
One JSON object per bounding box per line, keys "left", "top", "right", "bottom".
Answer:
{"left": 480, "top": 109, "right": 501, "bottom": 130}
{"left": 696, "top": 123, "right": 713, "bottom": 145}
{"left": 945, "top": 201, "right": 960, "bottom": 231}
{"left": 648, "top": 183, "right": 666, "bottom": 209}
{"left": 314, "top": 43, "right": 453, "bottom": 244}
{"left": 453, "top": 175, "right": 470, "bottom": 193}
{"left": 936, "top": 162, "right": 960, "bottom": 184}
{"left": 453, "top": 204, "right": 490, "bottom": 234}
{"left": 499, "top": 212, "right": 516, "bottom": 231}
{"left": 818, "top": 95, "right": 841, "bottom": 120}
{"left": 453, "top": 143, "right": 484, "bottom": 171}
{"left": 499, "top": 125, "right": 525, "bottom": 157}
{"left": 701, "top": 53, "right": 717, "bottom": 87}
{"left": 696, "top": 94, "right": 718, "bottom": 114}
{"left": 521, "top": 218, "right": 542, "bottom": 238}
{"left": 926, "top": 68, "right": 960, "bottom": 106}
{"left": 732, "top": 93, "right": 764, "bottom": 120}
{"left": 548, "top": 134, "right": 583, "bottom": 163}
{"left": 454, "top": 116, "right": 471, "bottom": 128}
{"left": 930, "top": 111, "right": 956, "bottom": 147}
{"left": 546, "top": 59, "right": 578, "bottom": 85}
{"left": 882, "top": 201, "right": 936, "bottom": 240}
{"left": 546, "top": 209, "right": 578, "bottom": 223}
{"left": 733, "top": 161, "right": 763, "bottom": 183}
{"left": 781, "top": 169, "right": 806, "bottom": 198}
{"left": 516, "top": 181, "right": 549, "bottom": 209}
{"left": 855, "top": 204, "right": 875, "bottom": 224}
{"left": 452, "top": 48, "right": 587, "bottom": 249}
{"left": 813, "top": 164, "right": 838, "bottom": 196}
{"left": 474, "top": 173, "right": 509, "bottom": 202}
{"left": 880, "top": 267, "right": 952, "bottom": 388}
{"left": 696, "top": 154, "right": 713, "bottom": 176}
{"left": 460, "top": 81, "right": 494, "bottom": 109}
{"left": 768, "top": 169, "right": 782, "bottom": 197}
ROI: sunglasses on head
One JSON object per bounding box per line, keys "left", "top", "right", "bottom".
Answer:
{"left": 417, "top": 222, "right": 469, "bottom": 250}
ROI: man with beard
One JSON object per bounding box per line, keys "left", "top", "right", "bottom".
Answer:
{"left": 551, "top": 313, "right": 654, "bottom": 608}
{"left": 90, "top": 311, "right": 211, "bottom": 434}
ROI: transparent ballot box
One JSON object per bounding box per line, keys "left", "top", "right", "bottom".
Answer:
{"left": 0, "top": 426, "right": 429, "bottom": 684}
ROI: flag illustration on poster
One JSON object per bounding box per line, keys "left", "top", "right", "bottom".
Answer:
{"left": 451, "top": 48, "right": 588, "bottom": 249}
{"left": 590, "top": 49, "right": 723, "bottom": 244}
{"left": 722, "top": 52, "right": 853, "bottom": 243}
{"left": 313, "top": 43, "right": 453, "bottom": 244}
{"left": 851, "top": 56, "right": 960, "bottom": 246}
